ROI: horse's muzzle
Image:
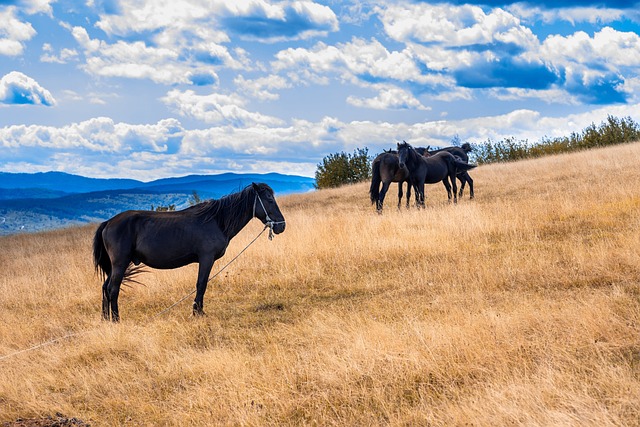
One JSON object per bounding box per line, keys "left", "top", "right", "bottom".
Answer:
{"left": 272, "top": 221, "right": 286, "bottom": 234}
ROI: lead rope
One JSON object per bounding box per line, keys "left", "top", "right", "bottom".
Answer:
{"left": 151, "top": 221, "right": 271, "bottom": 319}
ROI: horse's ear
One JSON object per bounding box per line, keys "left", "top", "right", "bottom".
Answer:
{"left": 252, "top": 182, "right": 260, "bottom": 191}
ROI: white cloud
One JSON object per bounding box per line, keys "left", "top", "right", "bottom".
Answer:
{"left": 0, "top": 71, "right": 56, "bottom": 106}
{"left": 16, "top": 0, "right": 55, "bottom": 15}
{"left": 40, "top": 43, "right": 79, "bottom": 63}
{"left": 347, "top": 85, "right": 429, "bottom": 110}
{"left": 0, "top": 117, "right": 183, "bottom": 152}
{"left": 508, "top": 4, "right": 627, "bottom": 26}
{"left": 272, "top": 37, "right": 446, "bottom": 96}
{"left": 162, "top": 89, "right": 285, "bottom": 127}
{"left": 540, "top": 27, "right": 640, "bottom": 68}
{"left": 70, "top": 24, "right": 242, "bottom": 84}
{"left": 377, "top": 3, "right": 537, "bottom": 50}
{"left": 234, "top": 74, "right": 291, "bottom": 101}
{"left": 0, "top": 7, "right": 37, "bottom": 56}
{"left": 94, "top": 0, "right": 338, "bottom": 42}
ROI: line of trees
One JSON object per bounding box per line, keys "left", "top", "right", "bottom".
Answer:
{"left": 470, "top": 115, "right": 640, "bottom": 164}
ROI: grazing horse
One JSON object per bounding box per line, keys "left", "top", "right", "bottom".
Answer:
{"left": 369, "top": 146, "right": 429, "bottom": 212}
{"left": 427, "top": 143, "right": 475, "bottom": 199}
{"left": 397, "top": 141, "right": 476, "bottom": 207}
{"left": 93, "top": 183, "right": 286, "bottom": 322}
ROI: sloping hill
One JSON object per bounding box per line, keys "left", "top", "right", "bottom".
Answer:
{"left": 0, "top": 142, "right": 639, "bottom": 426}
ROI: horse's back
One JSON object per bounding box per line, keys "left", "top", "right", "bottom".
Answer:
{"left": 424, "top": 152, "right": 455, "bottom": 182}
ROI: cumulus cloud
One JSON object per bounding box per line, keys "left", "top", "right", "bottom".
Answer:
{"left": 271, "top": 37, "right": 453, "bottom": 106}
{"left": 95, "top": 0, "right": 338, "bottom": 42}
{"left": 40, "top": 43, "right": 79, "bottom": 63}
{"left": 538, "top": 27, "right": 640, "bottom": 103}
{"left": 347, "top": 85, "right": 429, "bottom": 110}
{"left": 62, "top": 0, "right": 338, "bottom": 86}
{"left": 69, "top": 20, "right": 249, "bottom": 84}
{"left": 0, "top": 71, "right": 56, "bottom": 106}
{"left": 234, "top": 74, "right": 292, "bottom": 101}
{"left": 220, "top": 0, "right": 339, "bottom": 42}
{"left": 0, "top": 6, "right": 37, "bottom": 56}
{"left": 0, "top": 117, "right": 183, "bottom": 152}
{"left": 162, "top": 89, "right": 284, "bottom": 127}
{"left": 378, "top": 3, "right": 538, "bottom": 50}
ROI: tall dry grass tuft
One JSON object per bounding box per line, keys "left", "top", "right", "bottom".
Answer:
{"left": 1, "top": 143, "right": 639, "bottom": 426}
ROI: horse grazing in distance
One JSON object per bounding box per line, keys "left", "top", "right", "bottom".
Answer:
{"left": 93, "top": 183, "right": 286, "bottom": 322}
{"left": 369, "top": 146, "right": 430, "bottom": 212}
{"left": 427, "top": 142, "right": 475, "bottom": 199}
{"left": 397, "top": 141, "right": 476, "bottom": 207}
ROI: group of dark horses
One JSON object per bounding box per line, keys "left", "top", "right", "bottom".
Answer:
{"left": 370, "top": 141, "right": 477, "bottom": 212}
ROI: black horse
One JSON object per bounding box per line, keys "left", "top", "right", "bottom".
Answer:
{"left": 93, "top": 183, "right": 285, "bottom": 322}
{"left": 369, "top": 151, "right": 411, "bottom": 212}
{"left": 427, "top": 142, "right": 475, "bottom": 199}
{"left": 369, "top": 146, "right": 429, "bottom": 212}
{"left": 397, "top": 141, "right": 476, "bottom": 207}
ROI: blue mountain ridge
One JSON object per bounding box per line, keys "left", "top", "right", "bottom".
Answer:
{"left": 0, "top": 171, "right": 315, "bottom": 235}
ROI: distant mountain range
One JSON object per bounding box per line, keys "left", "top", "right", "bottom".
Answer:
{"left": 0, "top": 171, "right": 315, "bottom": 235}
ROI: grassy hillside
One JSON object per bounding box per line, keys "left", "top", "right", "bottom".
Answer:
{"left": 1, "top": 142, "right": 639, "bottom": 426}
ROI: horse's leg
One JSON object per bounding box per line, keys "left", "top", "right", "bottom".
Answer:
{"left": 415, "top": 182, "right": 425, "bottom": 209}
{"left": 451, "top": 173, "right": 458, "bottom": 204}
{"left": 101, "top": 276, "right": 111, "bottom": 321}
{"left": 397, "top": 182, "right": 403, "bottom": 210}
{"left": 405, "top": 181, "right": 411, "bottom": 209}
{"left": 443, "top": 179, "right": 452, "bottom": 203}
{"left": 193, "top": 258, "right": 214, "bottom": 316}
{"left": 458, "top": 174, "right": 466, "bottom": 198}
{"left": 107, "top": 263, "right": 128, "bottom": 322}
{"left": 467, "top": 173, "right": 474, "bottom": 199}
{"left": 378, "top": 181, "right": 391, "bottom": 213}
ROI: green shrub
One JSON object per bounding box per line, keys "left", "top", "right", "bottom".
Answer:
{"left": 315, "top": 147, "right": 372, "bottom": 189}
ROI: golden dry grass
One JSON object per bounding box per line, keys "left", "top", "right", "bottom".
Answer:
{"left": 1, "top": 142, "right": 639, "bottom": 426}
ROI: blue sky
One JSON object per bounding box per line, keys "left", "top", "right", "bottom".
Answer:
{"left": 2, "top": 0, "right": 640, "bottom": 180}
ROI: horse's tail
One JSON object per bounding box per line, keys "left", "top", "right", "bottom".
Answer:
{"left": 369, "top": 158, "right": 382, "bottom": 205}
{"left": 93, "top": 221, "right": 111, "bottom": 280}
{"left": 454, "top": 158, "right": 477, "bottom": 172}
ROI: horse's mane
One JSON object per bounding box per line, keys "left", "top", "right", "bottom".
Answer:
{"left": 187, "top": 184, "right": 274, "bottom": 236}
{"left": 187, "top": 185, "right": 255, "bottom": 233}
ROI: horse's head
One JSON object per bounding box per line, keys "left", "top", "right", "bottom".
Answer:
{"left": 252, "top": 183, "right": 286, "bottom": 235}
{"left": 397, "top": 140, "right": 414, "bottom": 169}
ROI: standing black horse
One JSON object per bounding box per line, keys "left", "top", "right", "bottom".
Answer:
{"left": 427, "top": 142, "right": 475, "bottom": 199}
{"left": 93, "top": 183, "right": 285, "bottom": 322}
{"left": 369, "top": 151, "right": 411, "bottom": 212}
{"left": 397, "top": 141, "right": 476, "bottom": 207}
{"left": 369, "top": 146, "right": 429, "bottom": 212}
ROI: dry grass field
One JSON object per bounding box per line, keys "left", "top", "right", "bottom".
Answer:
{"left": 1, "top": 142, "right": 639, "bottom": 426}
